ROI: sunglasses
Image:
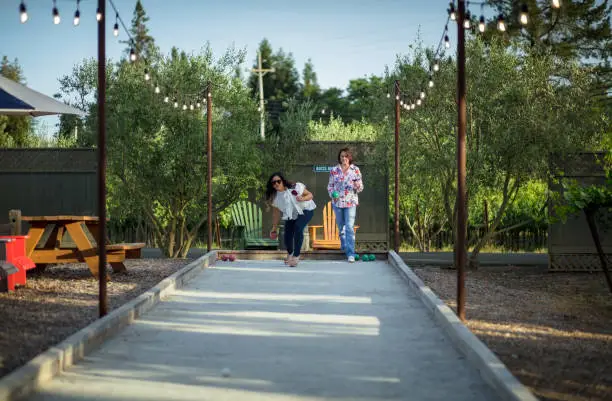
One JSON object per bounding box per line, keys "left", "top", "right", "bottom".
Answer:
{"left": 271, "top": 179, "right": 282, "bottom": 185}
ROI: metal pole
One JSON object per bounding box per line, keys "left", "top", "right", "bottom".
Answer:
{"left": 456, "top": 0, "right": 467, "bottom": 321}
{"left": 206, "top": 82, "right": 213, "bottom": 253}
{"left": 394, "top": 80, "right": 400, "bottom": 253}
{"left": 258, "top": 52, "right": 265, "bottom": 140}
{"left": 97, "top": 0, "right": 107, "bottom": 318}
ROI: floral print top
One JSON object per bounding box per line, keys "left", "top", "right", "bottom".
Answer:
{"left": 327, "top": 164, "right": 364, "bottom": 208}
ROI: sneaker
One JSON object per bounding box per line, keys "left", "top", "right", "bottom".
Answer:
{"left": 348, "top": 256, "right": 355, "bottom": 263}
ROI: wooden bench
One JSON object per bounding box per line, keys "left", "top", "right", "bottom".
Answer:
{"left": 107, "top": 243, "right": 145, "bottom": 259}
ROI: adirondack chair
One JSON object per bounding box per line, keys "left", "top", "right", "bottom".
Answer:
{"left": 309, "top": 201, "right": 359, "bottom": 250}
{"left": 229, "top": 200, "right": 279, "bottom": 249}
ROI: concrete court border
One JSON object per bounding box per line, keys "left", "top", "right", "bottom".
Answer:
{"left": 387, "top": 251, "right": 538, "bottom": 401}
{"left": 0, "top": 251, "right": 217, "bottom": 401}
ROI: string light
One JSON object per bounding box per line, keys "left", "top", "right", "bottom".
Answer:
{"left": 479, "top": 15, "right": 486, "bottom": 32}
{"left": 463, "top": 10, "right": 471, "bottom": 29}
{"left": 96, "top": 7, "right": 102, "bottom": 21}
{"left": 428, "top": 77, "right": 434, "bottom": 88}
{"left": 52, "top": 1, "right": 60, "bottom": 24}
{"left": 73, "top": 0, "right": 80, "bottom": 26}
{"left": 164, "top": 96, "right": 169, "bottom": 103}
{"left": 497, "top": 14, "right": 506, "bottom": 32}
{"left": 448, "top": 1, "right": 456, "bottom": 20}
{"left": 129, "top": 48, "right": 137, "bottom": 62}
{"left": 113, "top": 13, "right": 119, "bottom": 37}
{"left": 144, "top": 68, "right": 150, "bottom": 81}
{"left": 174, "top": 99, "right": 178, "bottom": 108}
{"left": 552, "top": 0, "right": 561, "bottom": 9}
{"left": 154, "top": 85, "right": 160, "bottom": 94}
{"left": 520, "top": 4, "right": 528, "bottom": 25}
{"left": 19, "top": 1, "right": 28, "bottom": 23}
{"left": 433, "top": 60, "right": 440, "bottom": 72}
{"left": 444, "top": 34, "right": 450, "bottom": 49}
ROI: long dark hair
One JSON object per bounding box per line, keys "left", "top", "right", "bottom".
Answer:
{"left": 265, "top": 172, "right": 295, "bottom": 202}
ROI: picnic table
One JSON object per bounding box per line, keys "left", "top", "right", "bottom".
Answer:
{"left": 21, "top": 215, "right": 144, "bottom": 278}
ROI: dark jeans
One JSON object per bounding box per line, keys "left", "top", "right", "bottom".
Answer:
{"left": 284, "top": 209, "right": 314, "bottom": 257}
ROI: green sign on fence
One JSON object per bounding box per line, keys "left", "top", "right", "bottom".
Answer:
{"left": 312, "top": 165, "right": 333, "bottom": 173}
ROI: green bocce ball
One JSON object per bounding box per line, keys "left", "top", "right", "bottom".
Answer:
{"left": 368, "top": 254, "right": 376, "bottom": 261}
{"left": 354, "top": 254, "right": 360, "bottom": 261}
{"left": 332, "top": 191, "right": 340, "bottom": 199}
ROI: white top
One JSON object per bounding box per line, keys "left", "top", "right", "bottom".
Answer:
{"left": 272, "top": 182, "right": 316, "bottom": 220}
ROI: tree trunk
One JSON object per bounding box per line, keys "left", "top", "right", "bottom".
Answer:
{"left": 584, "top": 208, "right": 612, "bottom": 294}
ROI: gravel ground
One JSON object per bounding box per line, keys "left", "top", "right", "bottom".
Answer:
{"left": 412, "top": 265, "right": 612, "bottom": 401}
{"left": 0, "top": 258, "right": 194, "bottom": 379}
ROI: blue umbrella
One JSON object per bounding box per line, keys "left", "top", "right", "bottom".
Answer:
{"left": 0, "top": 75, "right": 83, "bottom": 117}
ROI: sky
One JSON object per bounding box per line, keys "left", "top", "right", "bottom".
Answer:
{"left": 0, "top": 0, "right": 456, "bottom": 133}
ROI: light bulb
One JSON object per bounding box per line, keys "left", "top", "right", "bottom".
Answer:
{"left": 130, "top": 48, "right": 137, "bottom": 62}
{"left": 386, "top": 93, "right": 391, "bottom": 98}
{"left": 164, "top": 96, "right": 169, "bottom": 103}
{"left": 174, "top": 100, "right": 178, "bottom": 108}
{"left": 428, "top": 78, "right": 434, "bottom": 88}
{"left": 479, "top": 16, "right": 486, "bottom": 33}
{"left": 395, "top": 95, "right": 400, "bottom": 101}
{"left": 53, "top": 7, "right": 60, "bottom": 24}
{"left": 411, "top": 104, "right": 416, "bottom": 110}
{"left": 73, "top": 10, "right": 80, "bottom": 26}
{"left": 520, "top": 4, "right": 528, "bottom": 25}
{"left": 144, "top": 69, "right": 150, "bottom": 81}
{"left": 433, "top": 61, "right": 440, "bottom": 72}
{"left": 196, "top": 102, "right": 201, "bottom": 108}
{"left": 207, "top": 92, "right": 212, "bottom": 98}
{"left": 444, "top": 35, "right": 450, "bottom": 48}
{"left": 190, "top": 104, "right": 194, "bottom": 110}
{"left": 464, "top": 11, "right": 471, "bottom": 29}
{"left": 321, "top": 109, "right": 326, "bottom": 115}
{"left": 154, "top": 85, "right": 160, "bottom": 94}
{"left": 96, "top": 8, "right": 102, "bottom": 21}
{"left": 420, "top": 91, "right": 425, "bottom": 99}
{"left": 400, "top": 100, "right": 404, "bottom": 106}
{"left": 417, "top": 99, "right": 422, "bottom": 106}
{"left": 497, "top": 15, "right": 506, "bottom": 32}
{"left": 552, "top": 0, "right": 560, "bottom": 9}
{"left": 113, "top": 23, "right": 119, "bottom": 37}
{"left": 19, "top": 2, "right": 28, "bottom": 23}
{"left": 257, "top": 106, "right": 261, "bottom": 112}
{"left": 182, "top": 104, "right": 187, "bottom": 110}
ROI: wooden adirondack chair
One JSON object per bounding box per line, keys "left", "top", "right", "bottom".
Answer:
{"left": 309, "top": 201, "right": 359, "bottom": 250}
{"left": 229, "top": 200, "right": 279, "bottom": 249}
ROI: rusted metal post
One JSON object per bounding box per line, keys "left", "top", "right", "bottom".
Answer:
{"left": 456, "top": 0, "right": 467, "bottom": 321}
{"left": 394, "top": 80, "right": 400, "bottom": 253}
{"left": 206, "top": 82, "right": 213, "bottom": 253}
{"left": 97, "top": 0, "right": 107, "bottom": 317}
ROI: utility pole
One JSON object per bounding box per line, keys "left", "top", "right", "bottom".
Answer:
{"left": 456, "top": 0, "right": 467, "bottom": 321}
{"left": 251, "top": 51, "right": 275, "bottom": 140}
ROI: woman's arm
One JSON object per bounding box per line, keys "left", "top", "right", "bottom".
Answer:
{"left": 271, "top": 207, "right": 281, "bottom": 230}
{"left": 327, "top": 170, "right": 335, "bottom": 198}
{"left": 297, "top": 188, "right": 313, "bottom": 202}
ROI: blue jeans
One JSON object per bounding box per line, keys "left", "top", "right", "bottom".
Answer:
{"left": 333, "top": 205, "right": 356, "bottom": 257}
{"left": 284, "top": 210, "right": 314, "bottom": 257}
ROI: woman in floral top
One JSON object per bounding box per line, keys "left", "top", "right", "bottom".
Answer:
{"left": 327, "top": 147, "right": 364, "bottom": 262}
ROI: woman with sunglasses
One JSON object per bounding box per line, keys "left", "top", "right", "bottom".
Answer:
{"left": 265, "top": 172, "right": 316, "bottom": 267}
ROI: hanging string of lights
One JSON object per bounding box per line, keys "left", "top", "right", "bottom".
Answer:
{"left": 17, "top": 0, "right": 218, "bottom": 113}
{"left": 384, "top": 0, "right": 562, "bottom": 116}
